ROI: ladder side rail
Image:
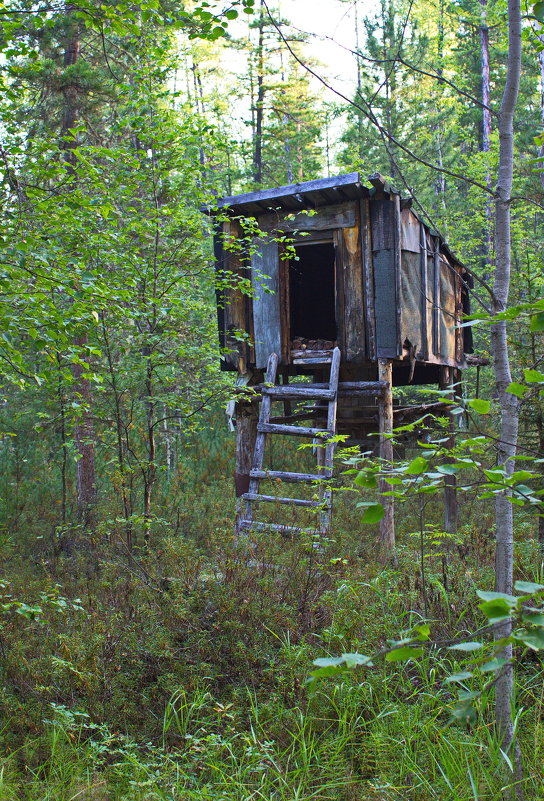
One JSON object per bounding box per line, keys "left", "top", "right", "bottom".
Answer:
{"left": 245, "top": 352, "right": 278, "bottom": 522}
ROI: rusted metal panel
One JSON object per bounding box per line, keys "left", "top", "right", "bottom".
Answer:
{"left": 251, "top": 238, "right": 282, "bottom": 368}
{"left": 258, "top": 202, "right": 356, "bottom": 233}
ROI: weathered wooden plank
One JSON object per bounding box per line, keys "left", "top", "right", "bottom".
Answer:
{"left": 238, "top": 520, "right": 319, "bottom": 534}
{"left": 250, "top": 469, "right": 332, "bottom": 482}
{"left": 246, "top": 353, "right": 278, "bottom": 521}
{"left": 209, "top": 173, "right": 364, "bottom": 212}
{"left": 219, "top": 219, "right": 248, "bottom": 372}
{"left": 342, "top": 216, "right": 366, "bottom": 362}
{"left": 401, "top": 208, "right": 421, "bottom": 252}
{"left": 258, "top": 202, "right": 356, "bottom": 233}
{"left": 292, "top": 356, "right": 334, "bottom": 365}
{"left": 360, "top": 197, "right": 376, "bottom": 361}
{"left": 258, "top": 422, "right": 332, "bottom": 438}
{"left": 393, "top": 193, "right": 402, "bottom": 355}
{"left": 333, "top": 229, "right": 345, "bottom": 361}
{"left": 251, "top": 239, "right": 281, "bottom": 369}
{"left": 324, "top": 346, "right": 341, "bottom": 472}
{"left": 262, "top": 386, "right": 336, "bottom": 400}
{"left": 312, "top": 381, "right": 387, "bottom": 391}
{"left": 370, "top": 192, "right": 395, "bottom": 251}
{"left": 235, "top": 399, "right": 259, "bottom": 498}
{"left": 290, "top": 349, "right": 335, "bottom": 359}
{"left": 242, "top": 493, "right": 326, "bottom": 508}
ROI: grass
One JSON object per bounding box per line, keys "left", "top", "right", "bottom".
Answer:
{"left": 1, "top": 422, "right": 543, "bottom": 800}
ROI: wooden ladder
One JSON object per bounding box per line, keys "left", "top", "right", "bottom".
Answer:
{"left": 238, "top": 347, "right": 341, "bottom": 536}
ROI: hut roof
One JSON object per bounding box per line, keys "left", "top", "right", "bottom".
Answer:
{"left": 204, "top": 172, "right": 462, "bottom": 267}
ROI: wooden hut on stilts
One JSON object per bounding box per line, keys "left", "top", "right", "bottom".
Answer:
{"left": 204, "top": 172, "right": 477, "bottom": 550}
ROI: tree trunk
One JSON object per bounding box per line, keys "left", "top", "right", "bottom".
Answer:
{"left": 536, "top": 24, "right": 544, "bottom": 189}
{"left": 61, "top": 8, "right": 97, "bottom": 529}
{"left": 253, "top": 0, "right": 265, "bottom": 184}
{"left": 492, "top": 0, "right": 523, "bottom": 794}
{"left": 480, "top": 0, "right": 493, "bottom": 277}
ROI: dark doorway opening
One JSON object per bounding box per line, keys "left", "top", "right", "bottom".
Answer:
{"left": 289, "top": 243, "right": 337, "bottom": 342}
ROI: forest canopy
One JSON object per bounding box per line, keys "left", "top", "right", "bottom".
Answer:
{"left": 0, "top": 0, "right": 543, "bottom": 799}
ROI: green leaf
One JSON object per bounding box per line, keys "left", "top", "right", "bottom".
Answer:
{"left": 405, "top": 456, "right": 429, "bottom": 475}
{"left": 529, "top": 312, "right": 544, "bottom": 332}
{"left": 361, "top": 503, "right": 384, "bottom": 524}
{"left": 514, "top": 580, "right": 544, "bottom": 594}
{"left": 513, "top": 630, "right": 544, "bottom": 651}
{"left": 308, "top": 664, "right": 345, "bottom": 679}
{"left": 313, "top": 656, "right": 345, "bottom": 668}
{"left": 448, "top": 642, "right": 483, "bottom": 652}
{"left": 436, "top": 463, "right": 459, "bottom": 475}
{"left": 353, "top": 471, "right": 378, "bottom": 489}
{"left": 386, "top": 646, "right": 424, "bottom": 662}
{"left": 478, "top": 598, "right": 512, "bottom": 622}
{"left": 413, "top": 623, "right": 431, "bottom": 640}
{"left": 480, "top": 657, "right": 509, "bottom": 673}
{"left": 522, "top": 611, "right": 544, "bottom": 626}
{"left": 341, "top": 652, "right": 373, "bottom": 668}
{"left": 506, "top": 382, "right": 529, "bottom": 398}
{"left": 469, "top": 398, "right": 491, "bottom": 414}
{"left": 533, "top": 1, "right": 544, "bottom": 23}
{"left": 523, "top": 369, "right": 544, "bottom": 383}
{"left": 476, "top": 590, "right": 518, "bottom": 605}
{"left": 444, "top": 671, "right": 473, "bottom": 684}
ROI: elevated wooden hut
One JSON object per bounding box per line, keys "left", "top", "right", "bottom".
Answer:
{"left": 205, "top": 172, "right": 474, "bottom": 542}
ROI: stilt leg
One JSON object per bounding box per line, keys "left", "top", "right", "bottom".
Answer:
{"left": 378, "top": 359, "right": 396, "bottom": 561}
{"left": 235, "top": 398, "right": 258, "bottom": 536}
{"left": 440, "top": 366, "right": 458, "bottom": 536}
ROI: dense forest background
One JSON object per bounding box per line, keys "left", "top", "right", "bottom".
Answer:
{"left": 0, "top": 0, "right": 543, "bottom": 798}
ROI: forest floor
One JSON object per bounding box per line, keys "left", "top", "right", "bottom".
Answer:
{"left": 0, "top": 416, "right": 543, "bottom": 801}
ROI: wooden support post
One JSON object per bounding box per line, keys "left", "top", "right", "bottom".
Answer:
{"left": 378, "top": 359, "right": 395, "bottom": 560}
{"left": 234, "top": 398, "right": 259, "bottom": 535}
{"left": 439, "top": 366, "right": 458, "bottom": 535}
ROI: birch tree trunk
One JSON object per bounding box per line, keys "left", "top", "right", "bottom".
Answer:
{"left": 492, "top": 0, "right": 523, "bottom": 794}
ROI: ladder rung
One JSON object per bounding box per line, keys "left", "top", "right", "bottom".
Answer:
{"left": 292, "top": 356, "right": 333, "bottom": 365}
{"left": 242, "top": 493, "right": 327, "bottom": 508}
{"left": 262, "top": 386, "right": 336, "bottom": 401}
{"left": 257, "top": 423, "right": 333, "bottom": 438}
{"left": 250, "top": 469, "right": 332, "bottom": 483}
{"left": 238, "top": 520, "right": 324, "bottom": 534}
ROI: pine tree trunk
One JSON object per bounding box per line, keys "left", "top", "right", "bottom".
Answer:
{"left": 61, "top": 7, "right": 97, "bottom": 529}
{"left": 492, "top": 0, "right": 524, "bottom": 794}
{"left": 253, "top": 0, "right": 265, "bottom": 184}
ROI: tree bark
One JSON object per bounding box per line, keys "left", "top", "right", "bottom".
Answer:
{"left": 480, "top": 0, "right": 493, "bottom": 277}
{"left": 61, "top": 7, "right": 97, "bottom": 529}
{"left": 492, "top": 0, "right": 524, "bottom": 794}
{"left": 253, "top": 0, "right": 265, "bottom": 185}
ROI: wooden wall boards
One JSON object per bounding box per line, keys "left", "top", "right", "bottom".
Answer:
{"left": 205, "top": 172, "right": 473, "bottom": 384}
